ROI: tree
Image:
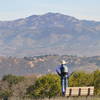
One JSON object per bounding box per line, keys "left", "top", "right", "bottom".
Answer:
{"left": 27, "top": 74, "right": 61, "bottom": 98}
{"left": 12, "top": 75, "right": 37, "bottom": 97}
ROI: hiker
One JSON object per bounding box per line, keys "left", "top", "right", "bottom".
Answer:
{"left": 56, "top": 60, "right": 69, "bottom": 96}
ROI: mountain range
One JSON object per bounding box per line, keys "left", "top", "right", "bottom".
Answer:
{"left": 0, "top": 12, "right": 100, "bottom": 57}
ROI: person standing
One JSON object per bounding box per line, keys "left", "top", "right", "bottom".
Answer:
{"left": 56, "top": 60, "right": 69, "bottom": 96}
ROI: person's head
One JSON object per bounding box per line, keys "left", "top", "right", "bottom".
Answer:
{"left": 60, "top": 60, "right": 67, "bottom": 65}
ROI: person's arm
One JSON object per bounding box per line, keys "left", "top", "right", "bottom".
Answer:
{"left": 56, "top": 66, "right": 61, "bottom": 76}
{"left": 56, "top": 71, "right": 61, "bottom": 76}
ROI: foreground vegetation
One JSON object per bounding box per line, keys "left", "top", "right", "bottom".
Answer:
{"left": 6, "top": 96, "right": 100, "bottom": 100}
{"left": 0, "top": 70, "right": 100, "bottom": 99}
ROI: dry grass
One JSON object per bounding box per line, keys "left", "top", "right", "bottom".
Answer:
{"left": 6, "top": 96, "right": 100, "bottom": 100}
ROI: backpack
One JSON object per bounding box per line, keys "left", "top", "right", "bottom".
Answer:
{"left": 60, "top": 64, "right": 68, "bottom": 76}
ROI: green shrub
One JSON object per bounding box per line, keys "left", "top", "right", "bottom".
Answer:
{"left": 69, "top": 71, "right": 94, "bottom": 87}
{"left": 27, "top": 74, "right": 61, "bottom": 98}
{"left": 0, "top": 90, "right": 12, "bottom": 98}
{"left": 93, "top": 70, "right": 100, "bottom": 95}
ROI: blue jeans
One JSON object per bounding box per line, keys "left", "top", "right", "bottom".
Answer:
{"left": 61, "top": 76, "right": 68, "bottom": 94}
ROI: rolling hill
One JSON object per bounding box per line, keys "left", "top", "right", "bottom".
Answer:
{"left": 0, "top": 55, "right": 100, "bottom": 78}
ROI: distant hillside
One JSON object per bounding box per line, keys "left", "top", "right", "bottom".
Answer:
{"left": 0, "top": 13, "right": 100, "bottom": 56}
{"left": 0, "top": 55, "right": 100, "bottom": 78}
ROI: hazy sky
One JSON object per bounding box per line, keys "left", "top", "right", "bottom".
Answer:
{"left": 0, "top": 0, "right": 100, "bottom": 21}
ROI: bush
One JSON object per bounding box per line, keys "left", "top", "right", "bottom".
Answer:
{"left": 69, "top": 71, "right": 94, "bottom": 87}
{"left": 2, "top": 74, "right": 25, "bottom": 86}
{"left": 93, "top": 70, "right": 100, "bottom": 95}
{"left": 27, "top": 74, "right": 61, "bottom": 98}
{"left": 0, "top": 90, "right": 12, "bottom": 98}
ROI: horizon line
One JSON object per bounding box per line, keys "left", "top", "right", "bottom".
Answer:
{"left": 0, "top": 12, "right": 100, "bottom": 22}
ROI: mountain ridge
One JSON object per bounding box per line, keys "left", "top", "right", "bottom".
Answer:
{"left": 0, "top": 12, "right": 100, "bottom": 57}
{"left": 1, "top": 12, "right": 100, "bottom": 22}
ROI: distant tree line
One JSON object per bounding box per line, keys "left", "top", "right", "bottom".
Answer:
{"left": 0, "top": 70, "right": 100, "bottom": 99}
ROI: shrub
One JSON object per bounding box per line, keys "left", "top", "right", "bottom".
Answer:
{"left": 93, "top": 70, "right": 100, "bottom": 95}
{"left": 69, "top": 71, "right": 94, "bottom": 87}
{"left": 0, "top": 90, "right": 12, "bottom": 98}
{"left": 27, "top": 74, "right": 61, "bottom": 98}
{"left": 2, "top": 74, "right": 25, "bottom": 86}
